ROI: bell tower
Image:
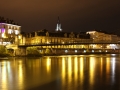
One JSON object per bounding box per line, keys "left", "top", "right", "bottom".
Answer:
{"left": 55, "top": 17, "right": 62, "bottom": 31}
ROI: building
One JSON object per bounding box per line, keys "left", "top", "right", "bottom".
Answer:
{"left": 86, "top": 30, "right": 119, "bottom": 42}
{"left": 0, "top": 17, "right": 21, "bottom": 45}
{"left": 25, "top": 29, "right": 91, "bottom": 45}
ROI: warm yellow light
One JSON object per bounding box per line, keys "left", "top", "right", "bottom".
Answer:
{"left": 18, "top": 35, "right": 22, "bottom": 39}
{"left": 2, "top": 33, "right": 6, "bottom": 38}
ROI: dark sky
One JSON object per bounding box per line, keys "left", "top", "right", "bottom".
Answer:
{"left": 0, "top": 0, "right": 120, "bottom": 33}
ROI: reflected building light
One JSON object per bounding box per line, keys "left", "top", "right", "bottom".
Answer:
{"left": 100, "top": 58, "right": 103, "bottom": 77}
{"left": 18, "top": 61, "right": 24, "bottom": 90}
{"left": 62, "top": 57, "right": 66, "bottom": 86}
{"left": 74, "top": 57, "right": 78, "bottom": 82}
{"left": 111, "top": 54, "right": 115, "bottom": 56}
{"left": 106, "top": 58, "right": 110, "bottom": 74}
{"left": 80, "top": 57, "right": 84, "bottom": 84}
{"left": 68, "top": 57, "right": 72, "bottom": 84}
{"left": 89, "top": 57, "right": 95, "bottom": 85}
{"left": 46, "top": 57, "right": 51, "bottom": 73}
{"left": 111, "top": 58, "right": 115, "bottom": 83}
{"left": 1, "top": 62, "right": 8, "bottom": 90}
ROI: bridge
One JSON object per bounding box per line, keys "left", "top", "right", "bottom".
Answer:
{"left": 5, "top": 41, "right": 120, "bottom": 56}
{"left": 18, "top": 41, "right": 120, "bottom": 47}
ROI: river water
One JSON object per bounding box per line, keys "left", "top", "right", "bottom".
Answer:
{"left": 0, "top": 54, "right": 120, "bottom": 90}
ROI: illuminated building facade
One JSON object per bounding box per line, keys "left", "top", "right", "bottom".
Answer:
{"left": 86, "top": 30, "right": 118, "bottom": 42}
{"left": 0, "top": 17, "right": 21, "bottom": 45}
{"left": 25, "top": 29, "right": 91, "bottom": 45}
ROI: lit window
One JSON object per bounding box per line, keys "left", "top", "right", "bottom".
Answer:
{"left": 2, "top": 33, "right": 5, "bottom": 38}
{"left": 75, "top": 50, "right": 77, "bottom": 53}
{"left": 84, "top": 50, "right": 86, "bottom": 53}
{"left": 65, "top": 50, "right": 68, "bottom": 53}
{"left": 8, "top": 29, "right": 13, "bottom": 34}
{"left": 1, "top": 28, "right": 5, "bottom": 33}
{"left": 18, "top": 35, "right": 22, "bottom": 39}
{"left": 15, "top": 30, "right": 19, "bottom": 35}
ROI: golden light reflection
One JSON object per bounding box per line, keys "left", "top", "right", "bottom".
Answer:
{"left": 80, "top": 57, "right": 84, "bottom": 84}
{"left": 100, "top": 58, "right": 103, "bottom": 76}
{"left": 74, "top": 57, "right": 78, "bottom": 82}
{"left": 68, "top": 56, "right": 72, "bottom": 84}
{"left": 62, "top": 57, "right": 66, "bottom": 86}
{"left": 46, "top": 57, "right": 51, "bottom": 73}
{"left": 89, "top": 57, "right": 95, "bottom": 85}
{"left": 1, "top": 62, "right": 8, "bottom": 90}
{"left": 18, "top": 61, "right": 24, "bottom": 90}
{"left": 106, "top": 58, "right": 110, "bottom": 74}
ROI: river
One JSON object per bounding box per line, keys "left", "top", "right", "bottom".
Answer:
{"left": 0, "top": 54, "right": 120, "bottom": 90}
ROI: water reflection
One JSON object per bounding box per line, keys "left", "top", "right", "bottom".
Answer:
{"left": 1, "top": 62, "right": 8, "bottom": 90}
{"left": 0, "top": 55, "right": 119, "bottom": 90}
{"left": 89, "top": 57, "right": 95, "bottom": 85}
{"left": 46, "top": 57, "right": 51, "bottom": 73}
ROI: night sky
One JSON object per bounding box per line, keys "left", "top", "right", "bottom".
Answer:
{"left": 0, "top": 0, "right": 120, "bottom": 34}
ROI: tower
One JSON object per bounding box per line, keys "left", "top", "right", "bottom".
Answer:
{"left": 55, "top": 17, "right": 62, "bottom": 31}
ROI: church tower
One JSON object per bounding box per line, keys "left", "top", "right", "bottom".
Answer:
{"left": 55, "top": 17, "right": 62, "bottom": 31}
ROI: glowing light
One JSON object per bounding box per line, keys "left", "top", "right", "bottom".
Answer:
{"left": 62, "top": 57, "right": 66, "bottom": 86}
{"left": 80, "top": 57, "right": 84, "bottom": 84}
{"left": 89, "top": 57, "right": 95, "bottom": 85}
{"left": 74, "top": 57, "right": 78, "bottom": 82}
{"left": 46, "top": 57, "right": 51, "bottom": 72}
{"left": 84, "top": 50, "right": 86, "bottom": 53}
{"left": 8, "top": 29, "right": 13, "bottom": 34}
{"left": 15, "top": 30, "right": 19, "bottom": 35}
{"left": 111, "top": 58, "right": 115, "bottom": 83}
{"left": 106, "top": 58, "right": 110, "bottom": 74}
{"left": 92, "top": 50, "right": 94, "bottom": 52}
{"left": 1, "top": 33, "right": 6, "bottom": 38}
{"left": 18, "top": 35, "right": 22, "bottom": 39}
{"left": 75, "top": 50, "right": 77, "bottom": 53}
{"left": 1, "top": 62, "right": 8, "bottom": 90}
{"left": 110, "top": 44, "right": 116, "bottom": 46}
{"left": 1, "top": 28, "right": 5, "bottom": 33}
{"left": 65, "top": 50, "right": 68, "bottom": 53}
{"left": 18, "top": 60, "right": 24, "bottom": 90}
{"left": 68, "top": 57, "right": 72, "bottom": 83}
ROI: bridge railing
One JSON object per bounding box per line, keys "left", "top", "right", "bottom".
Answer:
{"left": 18, "top": 40, "right": 120, "bottom": 46}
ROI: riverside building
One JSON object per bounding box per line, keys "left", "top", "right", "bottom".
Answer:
{"left": 0, "top": 17, "right": 21, "bottom": 45}
{"left": 1, "top": 17, "right": 120, "bottom": 56}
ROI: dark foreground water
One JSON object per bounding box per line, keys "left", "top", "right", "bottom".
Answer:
{"left": 0, "top": 54, "right": 120, "bottom": 90}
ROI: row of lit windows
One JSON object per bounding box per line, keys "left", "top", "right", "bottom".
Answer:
{"left": 8, "top": 29, "right": 19, "bottom": 35}
{"left": 0, "top": 29, "right": 19, "bottom": 35}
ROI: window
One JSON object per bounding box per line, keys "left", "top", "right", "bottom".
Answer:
{"left": 15, "top": 30, "right": 19, "bottom": 35}
{"left": 8, "top": 29, "right": 13, "bottom": 34}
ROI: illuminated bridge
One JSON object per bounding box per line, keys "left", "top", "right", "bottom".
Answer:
{"left": 13, "top": 41, "right": 120, "bottom": 56}
{"left": 18, "top": 41, "right": 120, "bottom": 47}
